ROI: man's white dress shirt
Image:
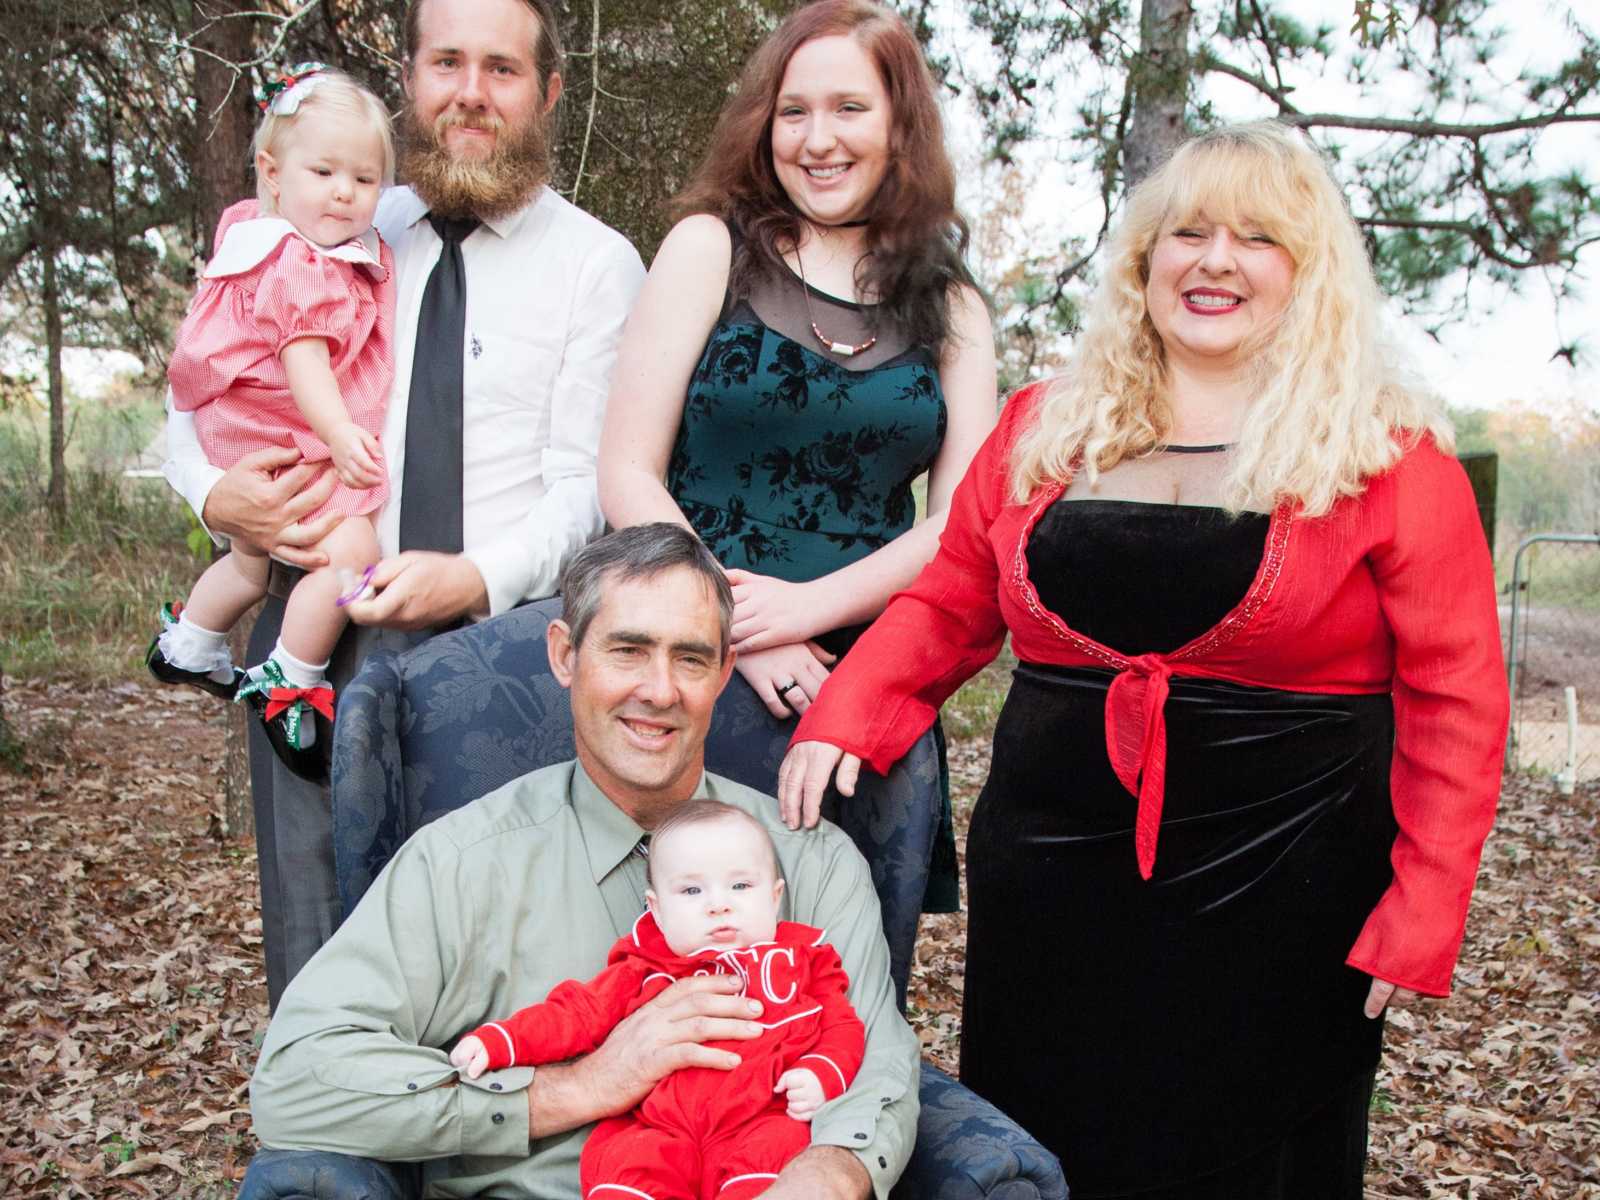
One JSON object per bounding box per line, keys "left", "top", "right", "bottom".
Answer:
{"left": 164, "top": 185, "right": 646, "bottom": 616}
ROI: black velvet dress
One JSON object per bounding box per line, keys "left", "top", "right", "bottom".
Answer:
{"left": 960, "top": 494, "right": 1398, "bottom": 1198}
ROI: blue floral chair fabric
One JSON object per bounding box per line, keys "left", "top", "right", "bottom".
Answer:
{"left": 239, "top": 1060, "right": 1065, "bottom": 1199}
{"left": 240, "top": 1152, "right": 417, "bottom": 1199}
{"left": 288, "top": 597, "right": 1067, "bottom": 1200}
{"left": 332, "top": 597, "right": 941, "bottom": 1008}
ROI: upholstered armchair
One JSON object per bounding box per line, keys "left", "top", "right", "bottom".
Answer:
{"left": 240, "top": 601, "right": 1066, "bottom": 1200}
{"left": 332, "top": 598, "right": 941, "bottom": 1009}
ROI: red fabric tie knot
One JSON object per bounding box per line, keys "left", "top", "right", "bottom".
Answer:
{"left": 1103, "top": 654, "right": 1173, "bottom": 881}
{"left": 264, "top": 684, "right": 336, "bottom": 724}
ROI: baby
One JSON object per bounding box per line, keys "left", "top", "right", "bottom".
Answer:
{"left": 451, "top": 800, "right": 866, "bottom": 1200}
{"left": 148, "top": 64, "right": 394, "bottom": 778}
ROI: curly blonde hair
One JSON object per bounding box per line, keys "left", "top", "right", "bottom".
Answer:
{"left": 1009, "top": 121, "right": 1451, "bottom": 516}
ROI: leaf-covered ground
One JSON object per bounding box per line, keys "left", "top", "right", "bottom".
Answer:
{"left": 1, "top": 680, "right": 1595, "bottom": 1198}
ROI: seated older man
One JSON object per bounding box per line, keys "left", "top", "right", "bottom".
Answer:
{"left": 246, "top": 524, "right": 919, "bottom": 1198}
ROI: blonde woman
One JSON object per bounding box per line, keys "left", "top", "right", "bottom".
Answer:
{"left": 779, "top": 122, "right": 1508, "bottom": 1199}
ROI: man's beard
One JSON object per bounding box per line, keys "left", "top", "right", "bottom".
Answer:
{"left": 398, "top": 105, "right": 554, "bottom": 222}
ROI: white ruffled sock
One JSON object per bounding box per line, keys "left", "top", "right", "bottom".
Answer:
{"left": 268, "top": 641, "right": 328, "bottom": 689}
{"left": 158, "top": 613, "right": 235, "bottom": 683}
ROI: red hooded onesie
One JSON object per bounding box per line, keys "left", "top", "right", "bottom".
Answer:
{"left": 461, "top": 912, "right": 866, "bottom": 1200}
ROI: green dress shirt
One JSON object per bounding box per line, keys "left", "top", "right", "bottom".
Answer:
{"left": 250, "top": 761, "right": 920, "bottom": 1198}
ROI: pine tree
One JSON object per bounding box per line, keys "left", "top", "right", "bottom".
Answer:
{"left": 0, "top": 0, "right": 192, "bottom": 524}
{"left": 911, "top": 0, "right": 1600, "bottom": 355}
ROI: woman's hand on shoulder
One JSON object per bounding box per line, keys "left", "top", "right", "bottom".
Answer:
{"left": 597, "top": 214, "right": 734, "bottom": 530}
{"left": 734, "top": 640, "right": 836, "bottom": 720}
{"left": 777, "top": 739, "right": 862, "bottom": 831}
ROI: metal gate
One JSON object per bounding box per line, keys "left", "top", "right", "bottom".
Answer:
{"left": 1504, "top": 533, "right": 1600, "bottom": 790}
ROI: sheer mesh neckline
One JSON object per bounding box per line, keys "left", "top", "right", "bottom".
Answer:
{"left": 795, "top": 271, "right": 875, "bottom": 313}
{"left": 729, "top": 259, "right": 922, "bottom": 371}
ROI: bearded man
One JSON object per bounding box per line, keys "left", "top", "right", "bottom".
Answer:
{"left": 163, "top": 0, "right": 646, "bottom": 1009}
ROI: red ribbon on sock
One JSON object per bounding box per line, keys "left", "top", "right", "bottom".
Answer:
{"left": 264, "top": 685, "right": 335, "bottom": 723}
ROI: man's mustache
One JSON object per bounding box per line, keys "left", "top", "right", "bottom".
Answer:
{"left": 434, "top": 112, "right": 504, "bottom": 137}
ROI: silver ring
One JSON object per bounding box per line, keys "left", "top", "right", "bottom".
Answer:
{"left": 778, "top": 680, "right": 801, "bottom": 696}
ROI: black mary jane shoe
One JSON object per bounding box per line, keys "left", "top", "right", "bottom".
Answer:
{"left": 240, "top": 689, "right": 328, "bottom": 783}
{"left": 145, "top": 606, "right": 242, "bottom": 701}
{"left": 236, "top": 662, "right": 330, "bottom": 784}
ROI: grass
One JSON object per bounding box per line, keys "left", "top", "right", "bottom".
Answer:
{"left": 1, "top": 395, "right": 202, "bottom": 683}
{"left": 0, "top": 472, "right": 199, "bottom": 682}
{"left": 1507, "top": 537, "right": 1600, "bottom": 612}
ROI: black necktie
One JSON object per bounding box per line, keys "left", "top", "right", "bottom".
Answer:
{"left": 399, "top": 215, "right": 479, "bottom": 553}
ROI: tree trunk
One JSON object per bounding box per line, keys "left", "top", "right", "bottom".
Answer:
{"left": 191, "top": 2, "right": 259, "bottom": 837}
{"left": 0, "top": 666, "right": 18, "bottom": 769}
{"left": 1124, "top": 0, "right": 1194, "bottom": 190}
{"left": 43, "top": 247, "right": 65, "bottom": 529}
{"left": 191, "top": 1, "right": 257, "bottom": 251}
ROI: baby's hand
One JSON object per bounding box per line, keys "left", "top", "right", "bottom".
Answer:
{"left": 774, "top": 1067, "right": 826, "bottom": 1121}
{"left": 327, "top": 422, "right": 384, "bottom": 490}
{"left": 450, "top": 1035, "right": 491, "bottom": 1080}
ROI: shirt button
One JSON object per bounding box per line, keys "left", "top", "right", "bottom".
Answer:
{"left": 878, "top": 1157, "right": 888, "bottom": 1169}
{"left": 853, "top": 1132, "right": 868, "bottom": 1141}
{"left": 489, "top": 1082, "right": 502, "bottom": 1091}
{"left": 406, "top": 1083, "right": 417, "bottom": 1091}
{"left": 492, "top": 1112, "right": 506, "bottom": 1125}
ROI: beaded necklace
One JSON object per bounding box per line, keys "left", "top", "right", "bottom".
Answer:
{"left": 792, "top": 225, "right": 877, "bottom": 358}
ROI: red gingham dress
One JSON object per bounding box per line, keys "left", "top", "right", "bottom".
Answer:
{"left": 168, "top": 198, "right": 396, "bottom": 521}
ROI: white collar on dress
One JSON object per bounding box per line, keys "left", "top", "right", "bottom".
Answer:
{"left": 203, "top": 216, "right": 387, "bottom": 282}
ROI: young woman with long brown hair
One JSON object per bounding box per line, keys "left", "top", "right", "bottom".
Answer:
{"left": 598, "top": 0, "right": 996, "bottom": 1002}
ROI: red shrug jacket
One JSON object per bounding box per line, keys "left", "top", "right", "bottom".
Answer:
{"left": 794, "top": 383, "right": 1509, "bottom": 997}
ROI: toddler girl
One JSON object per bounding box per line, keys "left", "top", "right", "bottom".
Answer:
{"left": 148, "top": 65, "right": 394, "bottom": 777}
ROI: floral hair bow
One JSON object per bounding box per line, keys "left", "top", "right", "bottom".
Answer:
{"left": 257, "top": 62, "right": 332, "bottom": 115}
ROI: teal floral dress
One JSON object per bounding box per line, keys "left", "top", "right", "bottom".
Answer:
{"left": 666, "top": 265, "right": 959, "bottom": 1002}
{"left": 668, "top": 302, "right": 945, "bottom": 655}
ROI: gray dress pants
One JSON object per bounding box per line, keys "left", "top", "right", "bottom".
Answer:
{"left": 249, "top": 567, "right": 424, "bottom": 1010}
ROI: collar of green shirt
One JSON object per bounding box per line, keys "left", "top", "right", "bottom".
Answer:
{"left": 570, "top": 761, "right": 713, "bottom": 884}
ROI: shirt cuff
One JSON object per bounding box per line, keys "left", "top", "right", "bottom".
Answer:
{"left": 810, "top": 1073, "right": 914, "bottom": 1198}
{"left": 456, "top": 1065, "right": 535, "bottom": 1158}
{"left": 463, "top": 544, "right": 534, "bottom": 618}
{"left": 162, "top": 458, "right": 227, "bottom": 546}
